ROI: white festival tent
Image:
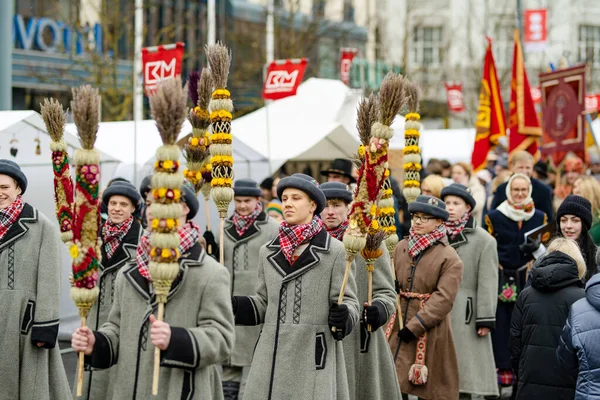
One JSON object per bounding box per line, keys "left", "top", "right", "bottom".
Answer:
{"left": 243, "top": 78, "right": 476, "bottom": 167}
{"left": 0, "top": 111, "right": 122, "bottom": 339}
{"left": 66, "top": 119, "right": 271, "bottom": 237}
{"left": 233, "top": 78, "right": 361, "bottom": 173}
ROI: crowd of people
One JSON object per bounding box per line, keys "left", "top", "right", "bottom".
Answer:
{"left": 3, "top": 147, "right": 600, "bottom": 399}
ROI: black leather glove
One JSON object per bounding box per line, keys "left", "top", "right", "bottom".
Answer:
{"left": 519, "top": 236, "right": 541, "bottom": 256}
{"left": 328, "top": 303, "right": 352, "bottom": 340}
{"left": 363, "top": 301, "right": 388, "bottom": 332}
{"left": 398, "top": 327, "right": 416, "bottom": 343}
{"left": 394, "top": 279, "right": 401, "bottom": 294}
{"left": 203, "top": 230, "right": 217, "bottom": 259}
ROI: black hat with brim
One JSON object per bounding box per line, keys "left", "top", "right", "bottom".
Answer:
{"left": 408, "top": 195, "right": 449, "bottom": 221}
{"left": 320, "top": 181, "right": 352, "bottom": 204}
{"left": 0, "top": 159, "right": 27, "bottom": 194}
{"left": 234, "top": 178, "right": 262, "bottom": 197}
{"left": 103, "top": 181, "right": 142, "bottom": 212}
{"left": 440, "top": 183, "right": 476, "bottom": 210}
{"left": 320, "top": 158, "right": 356, "bottom": 184}
{"left": 277, "top": 173, "right": 327, "bottom": 214}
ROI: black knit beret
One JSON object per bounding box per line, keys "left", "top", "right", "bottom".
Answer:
{"left": 277, "top": 173, "right": 326, "bottom": 214}
{"left": 0, "top": 159, "right": 27, "bottom": 194}
{"left": 408, "top": 195, "right": 449, "bottom": 221}
{"left": 557, "top": 195, "right": 592, "bottom": 230}
{"left": 320, "top": 182, "right": 352, "bottom": 204}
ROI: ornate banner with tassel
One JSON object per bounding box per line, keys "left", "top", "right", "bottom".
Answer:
{"left": 148, "top": 77, "right": 188, "bottom": 395}
{"left": 40, "top": 98, "right": 74, "bottom": 244}
{"left": 70, "top": 85, "right": 102, "bottom": 397}
{"left": 183, "top": 69, "right": 214, "bottom": 253}
{"left": 206, "top": 43, "right": 234, "bottom": 265}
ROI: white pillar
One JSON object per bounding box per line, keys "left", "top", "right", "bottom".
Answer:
{"left": 133, "top": 0, "right": 144, "bottom": 186}
{"left": 208, "top": 0, "right": 216, "bottom": 45}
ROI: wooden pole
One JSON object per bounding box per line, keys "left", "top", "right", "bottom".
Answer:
{"left": 76, "top": 315, "right": 87, "bottom": 397}
{"left": 390, "top": 255, "right": 403, "bottom": 330}
{"left": 367, "top": 263, "right": 373, "bottom": 332}
{"left": 152, "top": 302, "right": 165, "bottom": 395}
{"left": 219, "top": 218, "right": 225, "bottom": 264}
{"left": 332, "top": 258, "right": 353, "bottom": 336}
{"left": 205, "top": 199, "right": 212, "bottom": 254}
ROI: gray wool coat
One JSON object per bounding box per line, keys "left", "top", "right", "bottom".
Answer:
{"left": 222, "top": 212, "right": 279, "bottom": 366}
{"left": 449, "top": 218, "right": 499, "bottom": 397}
{"left": 79, "top": 219, "right": 142, "bottom": 400}
{"left": 235, "top": 230, "right": 360, "bottom": 400}
{"left": 343, "top": 247, "right": 402, "bottom": 400}
{"left": 0, "top": 203, "right": 71, "bottom": 400}
{"left": 87, "top": 243, "right": 235, "bottom": 400}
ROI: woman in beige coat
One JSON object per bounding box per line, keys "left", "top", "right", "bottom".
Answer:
{"left": 388, "top": 195, "right": 463, "bottom": 400}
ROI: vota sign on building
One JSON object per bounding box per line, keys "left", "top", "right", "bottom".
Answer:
{"left": 12, "top": 14, "right": 104, "bottom": 55}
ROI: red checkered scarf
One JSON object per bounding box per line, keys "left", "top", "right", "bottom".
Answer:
{"left": 278, "top": 216, "right": 324, "bottom": 265}
{"left": 408, "top": 224, "right": 446, "bottom": 259}
{"left": 0, "top": 196, "right": 24, "bottom": 241}
{"left": 444, "top": 211, "right": 471, "bottom": 240}
{"left": 326, "top": 220, "right": 349, "bottom": 241}
{"left": 136, "top": 221, "right": 201, "bottom": 281}
{"left": 231, "top": 201, "right": 263, "bottom": 237}
{"left": 102, "top": 215, "right": 134, "bottom": 259}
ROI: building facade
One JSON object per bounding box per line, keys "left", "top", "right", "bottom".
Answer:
{"left": 376, "top": 0, "right": 600, "bottom": 127}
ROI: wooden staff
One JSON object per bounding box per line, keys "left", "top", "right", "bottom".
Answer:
{"left": 76, "top": 316, "right": 86, "bottom": 396}
{"left": 152, "top": 302, "right": 165, "bottom": 395}
{"left": 220, "top": 217, "right": 225, "bottom": 264}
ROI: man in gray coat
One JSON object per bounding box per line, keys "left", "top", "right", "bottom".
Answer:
{"left": 72, "top": 184, "right": 235, "bottom": 399}
{"left": 79, "top": 181, "right": 143, "bottom": 400}
{"left": 221, "top": 179, "right": 279, "bottom": 400}
{"left": 0, "top": 159, "right": 71, "bottom": 399}
{"left": 320, "top": 182, "right": 401, "bottom": 400}
{"left": 442, "top": 183, "right": 499, "bottom": 398}
{"left": 233, "top": 174, "right": 360, "bottom": 400}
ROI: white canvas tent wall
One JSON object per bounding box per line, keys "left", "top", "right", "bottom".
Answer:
{"left": 0, "top": 111, "right": 122, "bottom": 338}
{"left": 234, "top": 78, "right": 360, "bottom": 173}
{"left": 388, "top": 127, "right": 477, "bottom": 164}
{"left": 68, "top": 119, "right": 271, "bottom": 232}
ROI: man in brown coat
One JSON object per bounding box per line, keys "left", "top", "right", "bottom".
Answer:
{"left": 388, "top": 195, "right": 463, "bottom": 400}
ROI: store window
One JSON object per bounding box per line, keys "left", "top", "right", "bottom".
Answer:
{"left": 579, "top": 25, "right": 600, "bottom": 67}
{"left": 411, "top": 26, "right": 443, "bottom": 67}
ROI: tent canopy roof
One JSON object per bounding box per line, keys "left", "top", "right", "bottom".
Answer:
{"left": 66, "top": 119, "right": 268, "bottom": 167}
{"left": 233, "top": 78, "right": 360, "bottom": 171}
{"left": 0, "top": 110, "right": 118, "bottom": 165}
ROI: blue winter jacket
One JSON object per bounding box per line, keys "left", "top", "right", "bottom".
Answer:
{"left": 557, "top": 273, "right": 600, "bottom": 399}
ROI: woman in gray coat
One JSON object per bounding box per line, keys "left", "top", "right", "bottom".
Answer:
{"left": 80, "top": 180, "right": 143, "bottom": 400}
{"left": 0, "top": 160, "right": 71, "bottom": 399}
{"left": 72, "top": 185, "right": 235, "bottom": 399}
{"left": 320, "top": 182, "right": 401, "bottom": 400}
{"left": 234, "top": 174, "right": 360, "bottom": 400}
{"left": 441, "top": 183, "right": 499, "bottom": 398}
{"left": 221, "top": 178, "right": 280, "bottom": 399}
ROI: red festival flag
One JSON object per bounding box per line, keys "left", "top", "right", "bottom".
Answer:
{"left": 141, "top": 42, "right": 185, "bottom": 95}
{"left": 471, "top": 38, "right": 506, "bottom": 171}
{"left": 262, "top": 58, "right": 308, "bottom": 100}
{"left": 508, "top": 29, "right": 542, "bottom": 160}
{"left": 339, "top": 48, "right": 358, "bottom": 86}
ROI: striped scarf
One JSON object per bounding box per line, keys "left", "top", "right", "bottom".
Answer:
{"left": 102, "top": 216, "right": 134, "bottom": 259}
{"left": 0, "top": 196, "right": 24, "bottom": 241}
{"left": 136, "top": 221, "right": 201, "bottom": 281}
{"left": 231, "top": 202, "right": 263, "bottom": 237}
{"left": 408, "top": 224, "right": 446, "bottom": 259}
{"left": 326, "top": 220, "right": 349, "bottom": 241}
{"left": 444, "top": 211, "right": 470, "bottom": 240}
{"left": 278, "top": 216, "right": 324, "bottom": 265}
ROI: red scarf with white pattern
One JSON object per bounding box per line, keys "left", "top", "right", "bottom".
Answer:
{"left": 0, "top": 196, "right": 24, "bottom": 241}
{"left": 102, "top": 215, "right": 134, "bottom": 259}
{"left": 278, "top": 216, "right": 324, "bottom": 265}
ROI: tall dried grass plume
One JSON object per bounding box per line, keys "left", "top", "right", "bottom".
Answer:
{"left": 378, "top": 72, "right": 407, "bottom": 126}
{"left": 149, "top": 76, "right": 188, "bottom": 145}
{"left": 356, "top": 94, "right": 378, "bottom": 146}
{"left": 205, "top": 42, "right": 231, "bottom": 89}
{"left": 71, "top": 85, "right": 100, "bottom": 149}
{"left": 40, "top": 98, "right": 67, "bottom": 142}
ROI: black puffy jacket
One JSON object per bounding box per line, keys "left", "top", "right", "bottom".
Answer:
{"left": 510, "top": 251, "right": 585, "bottom": 400}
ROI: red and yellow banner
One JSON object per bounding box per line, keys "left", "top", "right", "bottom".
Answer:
{"left": 509, "top": 29, "right": 542, "bottom": 161}
{"left": 472, "top": 38, "right": 506, "bottom": 171}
